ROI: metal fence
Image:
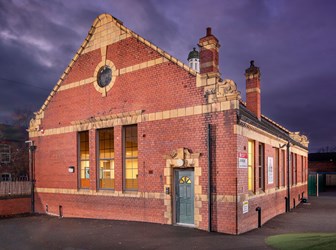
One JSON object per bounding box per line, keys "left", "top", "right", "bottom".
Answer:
{"left": 0, "top": 181, "right": 31, "bottom": 197}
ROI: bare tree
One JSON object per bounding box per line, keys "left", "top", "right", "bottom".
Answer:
{"left": 11, "top": 108, "right": 33, "bottom": 129}
{"left": 0, "top": 110, "right": 30, "bottom": 180}
{"left": 318, "top": 145, "right": 336, "bottom": 153}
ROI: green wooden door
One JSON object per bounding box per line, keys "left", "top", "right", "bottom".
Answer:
{"left": 308, "top": 174, "right": 316, "bottom": 196}
{"left": 175, "top": 170, "right": 194, "bottom": 225}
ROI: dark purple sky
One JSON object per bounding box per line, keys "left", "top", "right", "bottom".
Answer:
{"left": 0, "top": 0, "right": 335, "bottom": 152}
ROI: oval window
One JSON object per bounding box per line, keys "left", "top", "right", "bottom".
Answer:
{"left": 97, "top": 66, "right": 112, "bottom": 87}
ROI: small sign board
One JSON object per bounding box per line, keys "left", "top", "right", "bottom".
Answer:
{"left": 238, "top": 152, "right": 248, "bottom": 168}
{"left": 243, "top": 201, "right": 248, "bottom": 214}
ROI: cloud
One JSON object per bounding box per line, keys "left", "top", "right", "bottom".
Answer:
{"left": 0, "top": 0, "right": 335, "bottom": 152}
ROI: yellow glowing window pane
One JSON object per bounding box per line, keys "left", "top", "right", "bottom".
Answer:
{"left": 124, "top": 125, "right": 138, "bottom": 190}
{"left": 80, "top": 161, "right": 89, "bottom": 179}
{"left": 126, "top": 159, "right": 138, "bottom": 169}
{"left": 81, "top": 151, "right": 89, "bottom": 160}
{"left": 248, "top": 140, "right": 255, "bottom": 191}
{"left": 126, "top": 159, "right": 133, "bottom": 169}
{"left": 179, "top": 176, "right": 191, "bottom": 184}
{"left": 125, "top": 179, "right": 138, "bottom": 189}
{"left": 133, "top": 169, "right": 138, "bottom": 179}
{"left": 100, "top": 160, "right": 114, "bottom": 179}
{"left": 98, "top": 128, "right": 115, "bottom": 190}
{"left": 248, "top": 166, "right": 254, "bottom": 191}
{"left": 126, "top": 169, "right": 132, "bottom": 179}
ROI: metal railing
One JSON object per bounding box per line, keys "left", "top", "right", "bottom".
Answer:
{"left": 0, "top": 181, "right": 31, "bottom": 197}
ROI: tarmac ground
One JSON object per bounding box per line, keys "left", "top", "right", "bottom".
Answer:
{"left": 1, "top": 194, "right": 336, "bottom": 249}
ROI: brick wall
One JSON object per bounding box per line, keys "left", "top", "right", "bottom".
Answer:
{"left": 41, "top": 37, "right": 205, "bottom": 130}
{"left": 309, "top": 161, "right": 336, "bottom": 173}
{"left": 235, "top": 134, "right": 308, "bottom": 234}
{"left": 0, "top": 197, "right": 31, "bottom": 216}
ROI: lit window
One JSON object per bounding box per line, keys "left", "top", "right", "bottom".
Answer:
{"left": 179, "top": 176, "right": 192, "bottom": 184}
{"left": 0, "top": 144, "right": 10, "bottom": 164}
{"left": 258, "top": 143, "right": 265, "bottom": 190}
{"left": 124, "top": 125, "right": 138, "bottom": 190}
{"left": 281, "top": 150, "right": 286, "bottom": 187}
{"left": 274, "top": 148, "right": 279, "bottom": 188}
{"left": 98, "top": 128, "right": 114, "bottom": 189}
{"left": 293, "top": 154, "right": 297, "bottom": 185}
{"left": 79, "top": 131, "right": 90, "bottom": 188}
{"left": 248, "top": 140, "right": 255, "bottom": 192}
{"left": 301, "top": 155, "right": 304, "bottom": 183}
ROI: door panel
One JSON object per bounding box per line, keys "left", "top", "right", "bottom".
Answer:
{"left": 175, "top": 170, "right": 194, "bottom": 224}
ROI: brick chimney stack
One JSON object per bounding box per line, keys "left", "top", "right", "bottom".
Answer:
{"left": 198, "top": 27, "right": 220, "bottom": 75}
{"left": 245, "top": 60, "right": 261, "bottom": 119}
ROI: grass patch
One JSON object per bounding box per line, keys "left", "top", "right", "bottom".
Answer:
{"left": 266, "top": 233, "right": 336, "bottom": 250}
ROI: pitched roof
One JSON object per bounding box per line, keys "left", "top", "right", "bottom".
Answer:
{"left": 238, "top": 103, "right": 307, "bottom": 150}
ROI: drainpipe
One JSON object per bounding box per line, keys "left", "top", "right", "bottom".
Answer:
{"left": 235, "top": 177, "right": 238, "bottom": 235}
{"left": 286, "top": 142, "right": 291, "bottom": 212}
{"left": 26, "top": 140, "right": 36, "bottom": 214}
{"left": 207, "top": 123, "right": 212, "bottom": 232}
{"left": 280, "top": 141, "right": 291, "bottom": 212}
{"left": 316, "top": 173, "right": 319, "bottom": 197}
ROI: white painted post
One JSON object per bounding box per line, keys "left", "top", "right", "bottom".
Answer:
{"left": 316, "top": 173, "right": 319, "bottom": 197}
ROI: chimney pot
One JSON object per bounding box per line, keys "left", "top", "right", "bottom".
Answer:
{"left": 199, "top": 28, "right": 220, "bottom": 75}
{"left": 206, "top": 27, "right": 212, "bottom": 36}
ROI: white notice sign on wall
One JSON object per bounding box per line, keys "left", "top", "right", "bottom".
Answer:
{"left": 243, "top": 201, "right": 248, "bottom": 214}
{"left": 238, "top": 153, "right": 248, "bottom": 168}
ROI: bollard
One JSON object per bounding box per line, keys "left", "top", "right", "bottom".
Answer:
{"left": 46, "top": 204, "right": 48, "bottom": 213}
{"left": 285, "top": 197, "right": 288, "bottom": 212}
{"left": 293, "top": 198, "right": 296, "bottom": 208}
{"left": 256, "top": 207, "right": 261, "bottom": 228}
{"left": 59, "top": 205, "right": 63, "bottom": 218}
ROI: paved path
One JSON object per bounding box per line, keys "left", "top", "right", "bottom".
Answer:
{"left": 1, "top": 195, "right": 336, "bottom": 250}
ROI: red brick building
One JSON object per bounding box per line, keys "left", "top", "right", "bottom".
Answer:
{"left": 28, "top": 14, "right": 309, "bottom": 234}
{"left": 0, "top": 124, "right": 28, "bottom": 181}
{"left": 308, "top": 153, "right": 336, "bottom": 195}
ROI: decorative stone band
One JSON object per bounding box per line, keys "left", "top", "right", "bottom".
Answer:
{"left": 237, "top": 182, "right": 307, "bottom": 203}
{"left": 58, "top": 57, "right": 169, "bottom": 92}
{"left": 246, "top": 87, "right": 261, "bottom": 94}
{"left": 200, "top": 61, "right": 219, "bottom": 69}
{"left": 35, "top": 187, "right": 222, "bottom": 202}
{"left": 34, "top": 183, "right": 306, "bottom": 202}
{"left": 245, "top": 72, "right": 260, "bottom": 80}
{"left": 29, "top": 100, "right": 239, "bottom": 137}
{"left": 198, "top": 40, "right": 220, "bottom": 50}
{"left": 35, "top": 187, "right": 165, "bottom": 199}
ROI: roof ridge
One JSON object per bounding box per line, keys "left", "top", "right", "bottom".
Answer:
{"left": 239, "top": 100, "right": 289, "bottom": 133}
